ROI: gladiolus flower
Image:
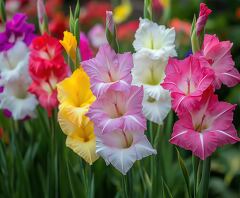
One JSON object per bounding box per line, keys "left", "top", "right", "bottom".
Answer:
{"left": 80, "top": 33, "right": 93, "bottom": 61}
{"left": 113, "top": 1, "right": 132, "bottom": 24}
{"left": 133, "top": 18, "right": 177, "bottom": 60}
{"left": 29, "top": 34, "right": 68, "bottom": 115}
{"left": 0, "top": 41, "right": 29, "bottom": 82}
{"left": 58, "top": 110, "right": 98, "bottom": 165}
{"left": 49, "top": 13, "right": 69, "bottom": 39}
{"left": 60, "top": 31, "right": 77, "bottom": 63}
{"left": 0, "top": 13, "right": 35, "bottom": 52}
{"left": 57, "top": 68, "right": 95, "bottom": 126}
{"left": 170, "top": 87, "right": 239, "bottom": 160}
{"left": 95, "top": 127, "right": 156, "bottom": 175}
{"left": 132, "top": 53, "right": 171, "bottom": 124}
{"left": 0, "top": 127, "right": 3, "bottom": 139}
{"left": 117, "top": 20, "right": 139, "bottom": 42}
{"left": 0, "top": 75, "right": 38, "bottom": 120}
{"left": 88, "top": 24, "right": 107, "bottom": 48}
{"left": 80, "top": 2, "right": 112, "bottom": 28}
{"left": 82, "top": 44, "right": 133, "bottom": 97}
{"left": 87, "top": 86, "right": 146, "bottom": 134}
{"left": 195, "top": 34, "right": 240, "bottom": 89}
{"left": 162, "top": 55, "right": 214, "bottom": 113}
{"left": 196, "top": 3, "right": 212, "bottom": 36}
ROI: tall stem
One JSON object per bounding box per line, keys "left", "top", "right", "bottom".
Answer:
{"left": 198, "top": 157, "right": 211, "bottom": 198}
{"left": 192, "top": 155, "right": 199, "bottom": 198}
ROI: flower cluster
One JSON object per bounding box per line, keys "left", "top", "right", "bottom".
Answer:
{"left": 28, "top": 33, "right": 68, "bottom": 115}
{"left": 0, "top": 13, "right": 38, "bottom": 120}
{"left": 131, "top": 18, "right": 177, "bottom": 124}
{"left": 57, "top": 68, "right": 98, "bottom": 165}
{"left": 162, "top": 4, "right": 240, "bottom": 160}
{"left": 82, "top": 44, "right": 156, "bottom": 175}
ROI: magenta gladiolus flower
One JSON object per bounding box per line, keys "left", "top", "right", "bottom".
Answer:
{"left": 196, "top": 3, "right": 212, "bottom": 36}
{"left": 170, "top": 87, "right": 239, "bottom": 160}
{"left": 80, "top": 32, "right": 93, "bottom": 61}
{"left": 81, "top": 44, "right": 133, "bottom": 97}
{"left": 162, "top": 55, "right": 214, "bottom": 113}
{"left": 87, "top": 86, "right": 146, "bottom": 134}
{"left": 0, "top": 13, "right": 35, "bottom": 51}
{"left": 195, "top": 34, "right": 240, "bottom": 89}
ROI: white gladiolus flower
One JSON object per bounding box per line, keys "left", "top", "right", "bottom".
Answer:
{"left": 133, "top": 18, "right": 177, "bottom": 60}
{"left": 0, "top": 75, "right": 38, "bottom": 120}
{"left": 0, "top": 41, "right": 29, "bottom": 82}
{"left": 95, "top": 128, "right": 157, "bottom": 175}
{"left": 132, "top": 53, "right": 171, "bottom": 124}
{"left": 142, "top": 92, "right": 171, "bottom": 125}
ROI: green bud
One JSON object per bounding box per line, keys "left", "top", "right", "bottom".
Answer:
{"left": 74, "top": 19, "right": 80, "bottom": 45}
{"left": 105, "top": 11, "right": 119, "bottom": 53}
{"left": 144, "top": 0, "right": 152, "bottom": 20}
{"left": 0, "top": 0, "right": 6, "bottom": 24}
{"left": 191, "top": 15, "right": 200, "bottom": 53}
{"left": 69, "top": 8, "right": 74, "bottom": 33}
{"left": 74, "top": 0, "right": 80, "bottom": 20}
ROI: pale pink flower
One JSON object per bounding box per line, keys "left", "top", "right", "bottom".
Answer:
{"left": 95, "top": 127, "right": 156, "bottom": 175}
{"left": 88, "top": 24, "right": 107, "bottom": 48}
{"left": 161, "top": 55, "right": 214, "bottom": 113}
{"left": 195, "top": 34, "right": 240, "bottom": 89}
{"left": 196, "top": 3, "right": 212, "bottom": 36}
{"left": 81, "top": 44, "right": 133, "bottom": 97}
{"left": 170, "top": 87, "right": 239, "bottom": 160}
{"left": 87, "top": 86, "right": 146, "bottom": 134}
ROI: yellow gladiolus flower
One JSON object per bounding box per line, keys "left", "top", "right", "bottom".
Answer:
{"left": 57, "top": 68, "right": 95, "bottom": 126}
{"left": 58, "top": 109, "right": 98, "bottom": 165}
{"left": 113, "top": 1, "right": 132, "bottom": 24}
{"left": 60, "top": 31, "right": 77, "bottom": 63}
{"left": 160, "top": 0, "right": 170, "bottom": 8}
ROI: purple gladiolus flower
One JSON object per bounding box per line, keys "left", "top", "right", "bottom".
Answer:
{"left": 0, "top": 13, "right": 35, "bottom": 52}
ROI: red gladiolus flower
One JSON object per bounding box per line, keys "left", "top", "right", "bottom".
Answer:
{"left": 28, "top": 33, "right": 68, "bottom": 116}
{"left": 49, "top": 13, "right": 69, "bottom": 39}
{"left": 117, "top": 20, "right": 139, "bottom": 41}
{"left": 0, "top": 127, "right": 3, "bottom": 139}
{"left": 80, "top": 2, "right": 112, "bottom": 28}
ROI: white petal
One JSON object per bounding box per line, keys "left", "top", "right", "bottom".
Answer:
{"left": 0, "top": 76, "right": 38, "bottom": 120}
{"left": 96, "top": 132, "right": 156, "bottom": 175}
{"left": 133, "top": 18, "right": 177, "bottom": 60}
{"left": 142, "top": 91, "right": 171, "bottom": 124}
{"left": 132, "top": 53, "right": 167, "bottom": 98}
{"left": 0, "top": 41, "right": 29, "bottom": 82}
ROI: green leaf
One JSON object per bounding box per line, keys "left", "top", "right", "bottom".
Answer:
{"left": 161, "top": 177, "right": 173, "bottom": 198}
{"left": 176, "top": 148, "right": 192, "bottom": 198}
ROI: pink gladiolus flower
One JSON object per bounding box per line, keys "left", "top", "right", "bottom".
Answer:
{"left": 162, "top": 55, "right": 214, "bottom": 113}
{"left": 82, "top": 44, "right": 133, "bottom": 97}
{"left": 170, "top": 87, "right": 239, "bottom": 160}
{"left": 195, "top": 34, "right": 240, "bottom": 89}
{"left": 87, "top": 86, "right": 146, "bottom": 134}
{"left": 196, "top": 3, "right": 212, "bottom": 36}
{"left": 80, "top": 32, "right": 93, "bottom": 61}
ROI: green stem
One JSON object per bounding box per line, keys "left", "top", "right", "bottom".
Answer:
{"left": 192, "top": 155, "right": 199, "bottom": 198}
{"left": 122, "top": 175, "right": 128, "bottom": 198}
{"left": 198, "top": 157, "right": 211, "bottom": 198}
